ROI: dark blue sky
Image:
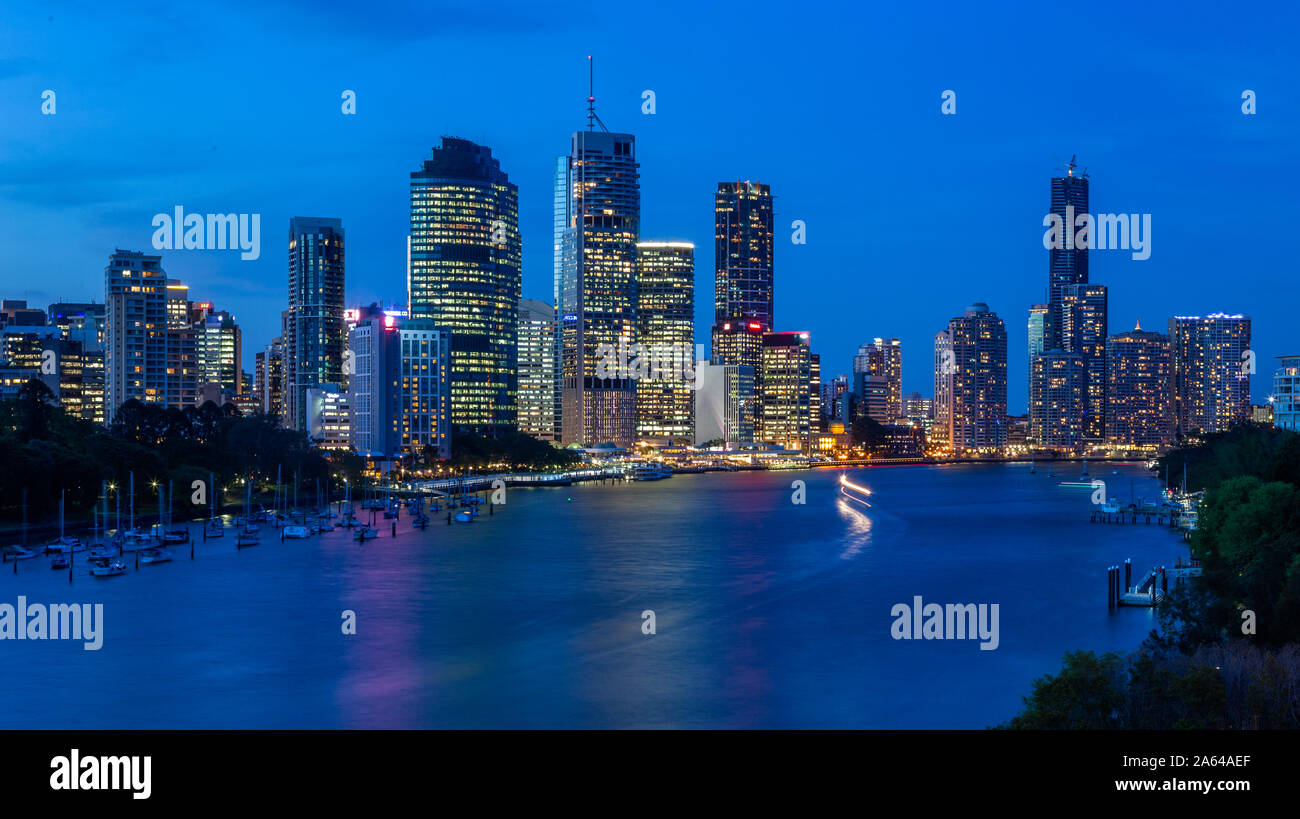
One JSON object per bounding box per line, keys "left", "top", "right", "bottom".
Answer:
{"left": 2, "top": 0, "right": 1296, "bottom": 413}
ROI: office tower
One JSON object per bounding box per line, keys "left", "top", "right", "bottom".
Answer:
{"left": 285, "top": 217, "right": 346, "bottom": 432}
{"left": 162, "top": 280, "right": 198, "bottom": 408}
{"left": 1169, "top": 314, "right": 1252, "bottom": 438}
{"left": 0, "top": 300, "right": 46, "bottom": 328}
{"left": 828, "top": 375, "right": 850, "bottom": 423}
{"left": 945, "top": 303, "right": 1008, "bottom": 453}
{"left": 192, "top": 304, "right": 242, "bottom": 400}
{"left": 104, "top": 249, "right": 171, "bottom": 418}
{"left": 853, "top": 338, "right": 902, "bottom": 421}
{"left": 1030, "top": 351, "right": 1085, "bottom": 453}
{"left": 258, "top": 336, "right": 285, "bottom": 418}
{"left": 1027, "top": 303, "right": 1049, "bottom": 420}
{"left": 1047, "top": 169, "right": 1089, "bottom": 351}
{"left": 635, "top": 241, "right": 695, "bottom": 442}
{"left": 1273, "top": 356, "right": 1300, "bottom": 432}
{"left": 0, "top": 324, "right": 59, "bottom": 402}
{"left": 901, "top": 392, "right": 933, "bottom": 422}
{"left": 409, "top": 137, "right": 521, "bottom": 437}
{"left": 306, "top": 384, "right": 351, "bottom": 451}
{"left": 555, "top": 117, "right": 640, "bottom": 448}
{"left": 713, "top": 181, "right": 774, "bottom": 331}
{"left": 758, "top": 331, "right": 816, "bottom": 450}
{"left": 694, "top": 361, "right": 755, "bottom": 446}
{"left": 1059, "top": 283, "right": 1107, "bottom": 442}
{"left": 932, "top": 330, "right": 953, "bottom": 447}
{"left": 518, "top": 299, "right": 558, "bottom": 441}
{"left": 348, "top": 315, "right": 450, "bottom": 459}
{"left": 711, "top": 319, "right": 767, "bottom": 370}
{"left": 1105, "top": 322, "right": 1172, "bottom": 448}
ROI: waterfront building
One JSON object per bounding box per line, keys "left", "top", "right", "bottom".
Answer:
{"left": 932, "top": 330, "right": 953, "bottom": 448}
{"left": 306, "top": 384, "right": 351, "bottom": 451}
{"left": 348, "top": 315, "right": 451, "bottom": 460}
{"left": 409, "top": 137, "right": 520, "bottom": 436}
{"left": 518, "top": 298, "right": 559, "bottom": 441}
{"left": 285, "top": 217, "right": 346, "bottom": 432}
{"left": 694, "top": 361, "right": 755, "bottom": 446}
{"left": 555, "top": 117, "right": 640, "bottom": 447}
{"left": 1047, "top": 169, "right": 1089, "bottom": 352}
{"left": 635, "top": 241, "right": 695, "bottom": 442}
{"left": 1029, "top": 350, "right": 1084, "bottom": 453}
{"left": 1168, "top": 313, "right": 1251, "bottom": 438}
{"left": 1271, "top": 355, "right": 1300, "bottom": 431}
{"left": 1105, "top": 323, "right": 1172, "bottom": 448}
{"left": 758, "top": 331, "right": 816, "bottom": 451}
{"left": 1059, "top": 284, "right": 1108, "bottom": 442}
{"left": 712, "top": 181, "right": 774, "bottom": 349}
{"left": 104, "top": 249, "right": 171, "bottom": 418}
{"left": 944, "top": 303, "right": 1007, "bottom": 454}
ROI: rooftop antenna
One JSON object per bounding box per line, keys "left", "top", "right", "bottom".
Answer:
{"left": 586, "top": 55, "right": 609, "bottom": 133}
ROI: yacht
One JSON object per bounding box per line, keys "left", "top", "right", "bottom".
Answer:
{"left": 454, "top": 510, "right": 474, "bottom": 523}
{"left": 139, "top": 547, "right": 173, "bottom": 564}
{"left": 627, "top": 464, "right": 673, "bottom": 481}
{"left": 88, "top": 556, "right": 126, "bottom": 577}
{"left": 3, "top": 545, "right": 40, "bottom": 561}
{"left": 50, "top": 554, "right": 71, "bottom": 570}
{"left": 44, "top": 536, "right": 84, "bottom": 555}
{"left": 354, "top": 526, "right": 377, "bottom": 542}
{"left": 283, "top": 525, "right": 310, "bottom": 539}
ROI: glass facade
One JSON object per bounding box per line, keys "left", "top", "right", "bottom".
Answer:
{"left": 557, "top": 129, "right": 640, "bottom": 447}
{"left": 409, "top": 138, "right": 520, "bottom": 438}
{"left": 517, "top": 298, "right": 558, "bottom": 441}
{"left": 286, "top": 217, "right": 346, "bottom": 432}
{"left": 1105, "top": 325, "right": 1172, "bottom": 447}
{"left": 713, "top": 181, "right": 774, "bottom": 331}
{"left": 945, "top": 303, "right": 1007, "bottom": 453}
{"left": 635, "top": 242, "right": 695, "bottom": 442}
{"left": 1168, "top": 314, "right": 1251, "bottom": 438}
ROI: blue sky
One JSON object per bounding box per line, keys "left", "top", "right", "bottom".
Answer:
{"left": 2, "top": 0, "right": 1296, "bottom": 412}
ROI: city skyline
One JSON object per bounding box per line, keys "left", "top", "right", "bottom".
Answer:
{"left": 2, "top": 3, "right": 1296, "bottom": 412}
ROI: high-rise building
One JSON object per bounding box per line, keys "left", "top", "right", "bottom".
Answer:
{"left": 409, "top": 137, "right": 521, "bottom": 437}
{"left": 285, "top": 217, "right": 346, "bottom": 432}
{"left": 758, "top": 331, "right": 816, "bottom": 450}
{"left": 1105, "top": 323, "right": 1172, "bottom": 448}
{"left": 694, "top": 361, "right": 755, "bottom": 447}
{"left": 932, "top": 330, "right": 953, "bottom": 448}
{"left": 713, "top": 181, "right": 774, "bottom": 331}
{"left": 1030, "top": 351, "right": 1084, "bottom": 453}
{"left": 1272, "top": 355, "right": 1300, "bottom": 432}
{"left": 635, "top": 241, "right": 695, "bottom": 442}
{"left": 193, "top": 304, "right": 242, "bottom": 400}
{"left": 711, "top": 319, "right": 767, "bottom": 371}
{"left": 1169, "top": 314, "right": 1252, "bottom": 438}
{"left": 944, "top": 303, "right": 1007, "bottom": 454}
{"left": 1047, "top": 171, "right": 1089, "bottom": 352}
{"left": 104, "top": 249, "right": 171, "bottom": 418}
{"left": 1059, "top": 284, "right": 1108, "bottom": 441}
{"left": 853, "top": 338, "right": 902, "bottom": 421}
{"left": 1027, "top": 303, "right": 1049, "bottom": 421}
{"left": 258, "top": 336, "right": 285, "bottom": 418}
{"left": 555, "top": 121, "right": 640, "bottom": 447}
{"left": 518, "top": 299, "right": 558, "bottom": 441}
{"left": 306, "top": 384, "right": 351, "bottom": 451}
{"left": 164, "top": 280, "right": 198, "bottom": 408}
{"left": 347, "top": 315, "right": 450, "bottom": 460}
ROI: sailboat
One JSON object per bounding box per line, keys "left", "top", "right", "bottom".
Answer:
{"left": 236, "top": 476, "right": 260, "bottom": 547}
{"left": 45, "top": 490, "right": 83, "bottom": 554}
{"left": 206, "top": 472, "right": 224, "bottom": 538}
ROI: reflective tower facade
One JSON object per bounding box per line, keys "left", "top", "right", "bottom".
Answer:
{"left": 409, "top": 137, "right": 521, "bottom": 438}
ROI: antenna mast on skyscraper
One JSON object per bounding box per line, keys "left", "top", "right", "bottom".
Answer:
{"left": 587, "top": 55, "right": 609, "bottom": 132}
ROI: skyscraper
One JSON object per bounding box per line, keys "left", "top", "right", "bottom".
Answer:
{"left": 1169, "top": 314, "right": 1252, "bottom": 438}
{"left": 1027, "top": 303, "right": 1049, "bottom": 421}
{"left": 713, "top": 181, "right": 774, "bottom": 330}
{"left": 853, "top": 338, "right": 902, "bottom": 422}
{"left": 932, "top": 330, "right": 953, "bottom": 448}
{"left": 555, "top": 115, "right": 640, "bottom": 447}
{"left": 285, "top": 217, "right": 345, "bottom": 432}
{"left": 694, "top": 361, "right": 755, "bottom": 447}
{"left": 518, "top": 298, "right": 558, "bottom": 441}
{"left": 944, "top": 303, "right": 1007, "bottom": 454}
{"left": 1030, "top": 351, "right": 1084, "bottom": 453}
{"left": 635, "top": 241, "right": 695, "bottom": 442}
{"left": 1059, "top": 283, "right": 1108, "bottom": 442}
{"left": 758, "top": 331, "right": 816, "bottom": 451}
{"left": 348, "top": 314, "right": 451, "bottom": 460}
{"left": 104, "top": 249, "right": 170, "bottom": 418}
{"left": 194, "top": 304, "right": 242, "bottom": 400}
{"left": 1105, "top": 323, "right": 1172, "bottom": 448}
{"left": 1047, "top": 171, "right": 1089, "bottom": 351}
{"left": 409, "top": 137, "right": 521, "bottom": 438}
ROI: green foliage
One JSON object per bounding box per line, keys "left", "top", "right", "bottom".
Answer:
{"left": 0, "top": 387, "right": 332, "bottom": 522}
{"left": 445, "top": 431, "right": 580, "bottom": 471}
{"left": 1002, "top": 651, "right": 1126, "bottom": 729}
